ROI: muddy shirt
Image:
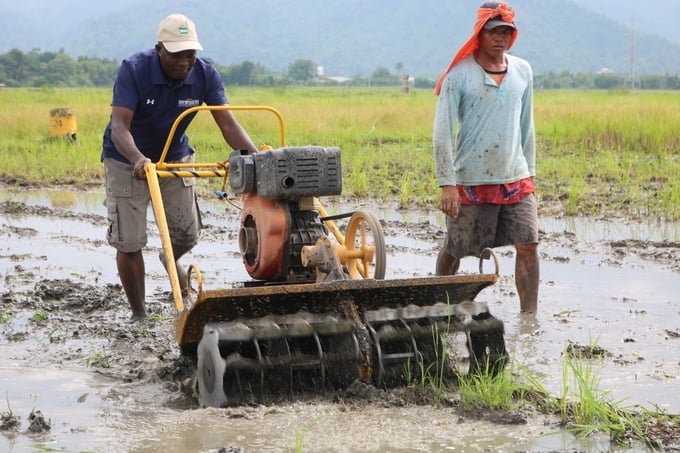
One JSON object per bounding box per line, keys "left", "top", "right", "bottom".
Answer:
{"left": 101, "top": 49, "right": 228, "bottom": 164}
{"left": 432, "top": 53, "right": 535, "bottom": 187}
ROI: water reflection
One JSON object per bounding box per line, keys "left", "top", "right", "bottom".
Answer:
{"left": 3, "top": 187, "right": 680, "bottom": 242}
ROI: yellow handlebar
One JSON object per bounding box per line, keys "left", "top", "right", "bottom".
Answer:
{"left": 147, "top": 105, "right": 285, "bottom": 313}
{"left": 157, "top": 105, "right": 286, "bottom": 167}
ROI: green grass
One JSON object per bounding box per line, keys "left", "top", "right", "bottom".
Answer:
{"left": 85, "top": 349, "right": 111, "bottom": 368}
{"left": 413, "top": 323, "right": 450, "bottom": 406}
{"left": 288, "top": 414, "right": 327, "bottom": 453}
{"left": 556, "top": 342, "right": 657, "bottom": 448}
{"left": 534, "top": 89, "right": 680, "bottom": 218}
{"left": 458, "top": 359, "right": 523, "bottom": 412}
{"left": 31, "top": 306, "right": 49, "bottom": 323}
{"left": 518, "top": 340, "right": 677, "bottom": 450}
{"left": 0, "top": 306, "right": 15, "bottom": 324}
{"left": 1, "top": 86, "right": 679, "bottom": 219}
{"left": 405, "top": 327, "right": 679, "bottom": 450}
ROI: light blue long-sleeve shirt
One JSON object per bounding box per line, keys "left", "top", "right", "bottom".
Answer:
{"left": 432, "top": 54, "right": 535, "bottom": 187}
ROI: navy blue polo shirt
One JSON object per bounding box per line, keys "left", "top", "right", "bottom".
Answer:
{"left": 101, "top": 49, "right": 228, "bottom": 163}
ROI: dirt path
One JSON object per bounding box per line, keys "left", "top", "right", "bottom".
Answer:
{"left": 1, "top": 187, "right": 679, "bottom": 452}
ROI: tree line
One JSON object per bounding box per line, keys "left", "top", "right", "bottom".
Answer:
{"left": 1, "top": 48, "right": 680, "bottom": 91}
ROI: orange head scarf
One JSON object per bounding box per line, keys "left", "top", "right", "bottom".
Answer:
{"left": 433, "top": 1, "right": 518, "bottom": 95}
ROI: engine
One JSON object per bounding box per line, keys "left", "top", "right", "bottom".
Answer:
{"left": 229, "top": 146, "right": 342, "bottom": 282}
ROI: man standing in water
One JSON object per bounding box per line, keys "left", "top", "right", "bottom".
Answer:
{"left": 432, "top": 1, "right": 539, "bottom": 314}
{"left": 101, "top": 14, "right": 258, "bottom": 319}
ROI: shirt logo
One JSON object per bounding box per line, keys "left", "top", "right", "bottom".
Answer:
{"left": 146, "top": 99, "right": 155, "bottom": 105}
{"left": 178, "top": 99, "right": 200, "bottom": 108}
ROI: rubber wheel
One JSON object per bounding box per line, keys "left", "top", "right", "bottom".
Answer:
{"left": 344, "top": 211, "right": 386, "bottom": 279}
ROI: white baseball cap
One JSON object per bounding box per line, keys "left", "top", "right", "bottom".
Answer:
{"left": 156, "top": 14, "right": 203, "bottom": 53}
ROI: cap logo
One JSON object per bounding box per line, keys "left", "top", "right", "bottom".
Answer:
{"left": 178, "top": 25, "right": 189, "bottom": 36}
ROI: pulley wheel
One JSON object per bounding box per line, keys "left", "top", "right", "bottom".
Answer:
{"left": 344, "top": 211, "right": 386, "bottom": 279}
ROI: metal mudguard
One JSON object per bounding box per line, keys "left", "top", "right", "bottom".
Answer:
{"left": 175, "top": 273, "right": 498, "bottom": 355}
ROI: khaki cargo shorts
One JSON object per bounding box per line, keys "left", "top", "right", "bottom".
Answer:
{"left": 104, "top": 155, "right": 202, "bottom": 253}
{"left": 443, "top": 193, "right": 539, "bottom": 258}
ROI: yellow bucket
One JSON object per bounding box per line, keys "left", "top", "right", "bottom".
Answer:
{"left": 49, "top": 108, "right": 77, "bottom": 139}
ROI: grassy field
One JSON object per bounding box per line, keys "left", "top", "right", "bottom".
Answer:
{"left": 0, "top": 86, "right": 678, "bottom": 220}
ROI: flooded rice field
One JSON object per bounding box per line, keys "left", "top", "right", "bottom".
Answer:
{"left": 1, "top": 186, "right": 679, "bottom": 452}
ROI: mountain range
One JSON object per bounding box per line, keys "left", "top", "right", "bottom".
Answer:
{"left": 4, "top": 0, "right": 680, "bottom": 78}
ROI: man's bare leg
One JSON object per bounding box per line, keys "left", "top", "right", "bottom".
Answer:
{"left": 515, "top": 243, "right": 539, "bottom": 314}
{"left": 117, "top": 250, "right": 146, "bottom": 319}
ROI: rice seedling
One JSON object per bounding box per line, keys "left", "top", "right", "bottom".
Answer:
{"left": 457, "top": 358, "right": 522, "bottom": 412}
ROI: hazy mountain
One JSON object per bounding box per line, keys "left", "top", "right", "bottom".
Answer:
{"left": 570, "top": 0, "right": 680, "bottom": 46}
{"left": 3, "top": 0, "right": 680, "bottom": 78}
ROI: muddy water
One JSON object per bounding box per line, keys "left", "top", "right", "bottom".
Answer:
{"left": 1, "top": 187, "right": 679, "bottom": 452}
